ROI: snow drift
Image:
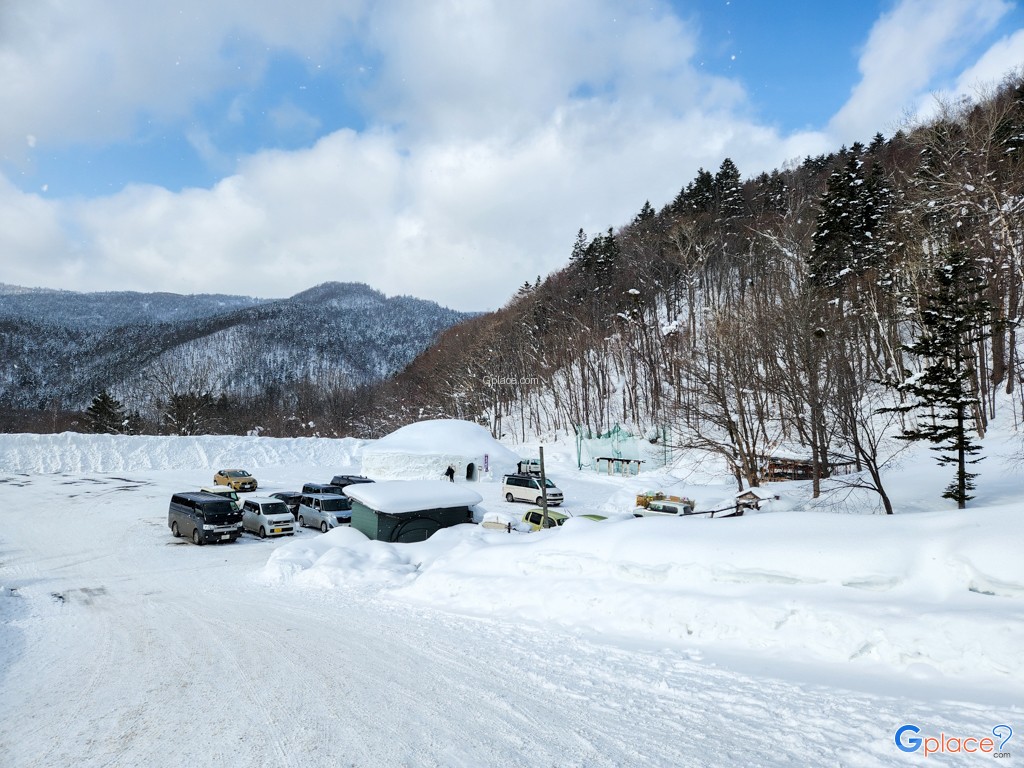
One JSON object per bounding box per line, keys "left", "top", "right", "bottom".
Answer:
{"left": 262, "top": 507, "right": 1024, "bottom": 685}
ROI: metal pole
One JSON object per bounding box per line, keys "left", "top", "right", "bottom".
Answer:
{"left": 539, "top": 445, "right": 549, "bottom": 529}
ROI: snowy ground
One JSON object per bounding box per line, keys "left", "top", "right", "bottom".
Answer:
{"left": 0, "top": 431, "right": 1021, "bottom": 766}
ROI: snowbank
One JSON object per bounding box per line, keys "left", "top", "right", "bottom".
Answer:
{"left": 262, "top": 507, "right": 1024, "bottom": 684}
{"left": 0, "top": 432, "right": 365, "bottom": 473}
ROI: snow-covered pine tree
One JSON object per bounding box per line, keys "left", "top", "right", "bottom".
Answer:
{"left": 808, "top": 145, "right": 883, "bottom": 295}
{"left": 85, "top": 390, "right": 130, "bottom": 435}
{"left": 891, "top": 249, "right": 993, "bottom": 508}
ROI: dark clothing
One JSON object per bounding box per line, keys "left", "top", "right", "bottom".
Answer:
{"left": 444, "top": 466, "right": 455, "bottom": 482}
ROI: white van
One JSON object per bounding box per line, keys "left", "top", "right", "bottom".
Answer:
{"left": 501, "top": 473, "right": 563, "bottom": 506}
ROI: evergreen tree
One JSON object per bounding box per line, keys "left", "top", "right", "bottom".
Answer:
{"left": 85, "top": 390, "right": 130, "bottom": 435}
{"left": 890, "top": 250, "right": 992, "bottom": 508}
{"left": 633, "top": 200, "right": 656, "bottom": 225}
{"left": 808, "top": 153, "right": 885, "bottom": 295}
{"left": 568, "top": 228, "right": 589, "bottom": 266}
{"left": 592, "top": 228, "right": 620, "bottom": 289}
{"left": 674, "top": 168, "right": 715, "bottom": 214}
{"left": 713, "top": 158, "right": 744, "bottom": 221}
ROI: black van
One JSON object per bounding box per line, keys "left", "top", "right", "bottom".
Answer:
{"left": 168, "top": 492, "right": 243, "bottom": 545}
{"left": 302, "top": 482, "right": 347, "bottom": 496}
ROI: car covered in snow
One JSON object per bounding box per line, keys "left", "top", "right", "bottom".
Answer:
{"left": 213, "top": 468, "right": 258, "bottom": 492}
{"left": 523, "top": 508, "right": 568, "bottom": 530}
{"left": 522, "top": 508, "right": 606, "bottom": 530}
{"left": 241, "top": 497, "right": 295, "bottom": 538}
{"left": 297, "top": 493, "right": 352, "bottom": 533}
{"left": 634, "top": 498, "right": 695, "bottom": 517}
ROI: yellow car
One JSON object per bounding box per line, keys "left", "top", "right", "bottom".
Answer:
{"left": 522, "top": 509, "right": 606, "bottom": 531}
{"left": 213, "top": 469, "right": 258, "bottom": 492}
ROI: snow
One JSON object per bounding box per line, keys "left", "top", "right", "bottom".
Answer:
{"left": 361, "top": 418, "right": 520, "bottom": 480}
{"left": 263, "top": 505, "right": 1024, "bottom": 682}
{"left": 345, "top": 479, "right": 483, "bottom": 513}
{"left": 1, "top": 427, "right": 1022, "bottom": 766}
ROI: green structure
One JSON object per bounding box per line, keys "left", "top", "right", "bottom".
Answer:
{"left": 575, "top": 423, "right": 642, "bottom": 473}
{"left": 346, "top": 480, "right": 483, "bottom": 543}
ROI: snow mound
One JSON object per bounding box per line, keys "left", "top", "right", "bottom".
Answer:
{"left": 261, "top": 527, "right": 422, "bottom": 589}
{"left": 361, "top": 419, "right": 519, "bottom": 480}
{"left": 263, "top": 507, "right": 1024, "bottom": 683}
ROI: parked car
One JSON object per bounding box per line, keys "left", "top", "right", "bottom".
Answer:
{"left": 522, "top": 508, "right": 568, "bottom": 530}
{"left": 213, "top": 469, "right": 258, "bottom": 492}
{"left": 502, "top": 473, "right": 564, "bottom": 506}
{"left": 297, "top": 493, "right": 352, "bottom": 533}
{"left": 329, "top": 474, "right": 374, "bottom": 490}
{"left": 168, "top": 491, "right": 243, "bottom": 545}
{"left": 522, "top": 508, "right": 606, "bottom": 530}
{"left": 635, "top": 499, "right": 694, "bottom": 517}
{"left": 302, "top": 482, "right": 346, "bottom": 496}
{"left": 269, "top": 491, "right": 303, "bottom": 520}
{"left": 516, "top": 459, "right": 542, "bottom": 476}
{"left": 200, "top": 486, "right": 242, "bottom": 512}
{"left": 241, "top": 497, "right": 295, "bottom": 538}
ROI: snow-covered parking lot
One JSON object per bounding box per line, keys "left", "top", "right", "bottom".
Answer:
{"left": 1, "top": 433, "right": 1021, "bottom": 766}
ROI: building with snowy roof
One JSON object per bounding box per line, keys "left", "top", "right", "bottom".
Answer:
{"left": 360, "top": 419, "right": 519, "bottom": 482}
{"left": 345, "top": 479, "right": 483, "bottom": 542}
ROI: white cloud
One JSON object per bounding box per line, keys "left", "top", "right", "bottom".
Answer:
{"left": 0, "top": 0, "right": 363, "bottom": 152}
{"left": 929, "top": 29, "right": 1024, "bottom": 111}
{"left": 11, "top": 0, "right": 1016, "bottom": 312}
{"left": 1, "top": 111, "right": 828, "bottom": 311}
{"left": 0, "top": 175, "right": 76, "bottom": 286}
{"left": 0, "top": 0, "right": 837, "bottom": 310}
{"left": 828, "top": 0, "right": 1012, "bottom": 144}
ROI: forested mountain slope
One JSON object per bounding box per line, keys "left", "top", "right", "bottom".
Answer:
{"left": 362, "top": 74, "right": 1024, "bottom": 506}
{"left": 0, "top": 282, "right": 469, "bottom": 433}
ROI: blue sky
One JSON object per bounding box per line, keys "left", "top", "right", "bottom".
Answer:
{"left": 2, "top": 0, "right": 1022, "bottom": 310}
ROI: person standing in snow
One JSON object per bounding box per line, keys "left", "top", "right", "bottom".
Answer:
{"left": 444, "top": 464, "right": 455, "bottom": 482}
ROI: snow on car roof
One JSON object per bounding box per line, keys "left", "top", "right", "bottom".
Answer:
{"left": 345, "top": 479, "right": 483, "bottom": 514}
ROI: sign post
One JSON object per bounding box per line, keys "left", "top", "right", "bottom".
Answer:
{"left": 539, "top": 446, "right": 549, "bottom": 529}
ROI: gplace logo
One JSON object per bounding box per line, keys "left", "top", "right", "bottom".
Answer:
{"left": 895, "top": 724, "right": 1013, "bottom": 758}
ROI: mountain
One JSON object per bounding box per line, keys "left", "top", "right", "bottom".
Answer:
{"left": 0, "top": 283, "right": 268, "bottom": 330}
{"left": 0, "top": 282, "right": 471, "bottom": 422}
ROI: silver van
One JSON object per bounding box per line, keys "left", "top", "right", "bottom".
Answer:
{"left": 297, "top": 493, "right": 352, "bottom": 533}
{"left": 241, "top": 497, "right": 295, "bottom": 538}
{"left": 168, "top": 492, "right": 243, "bottom": 545}
{"left": 501, "top": 473, "right": 563, "bottom": 506}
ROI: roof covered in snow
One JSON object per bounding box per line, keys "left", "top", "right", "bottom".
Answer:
{"left": 363, "top": 419, "right": 519, "bottom": 463}
{"left": 346, "top": 479, "right": 483, "bottom": 514}
{"left": 736, "top": 487, "right": 778, "bottom": 500}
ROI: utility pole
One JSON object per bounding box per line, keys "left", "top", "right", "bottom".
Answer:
{"left": 539, "top": 445, "right": 549, "bottom": 529}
